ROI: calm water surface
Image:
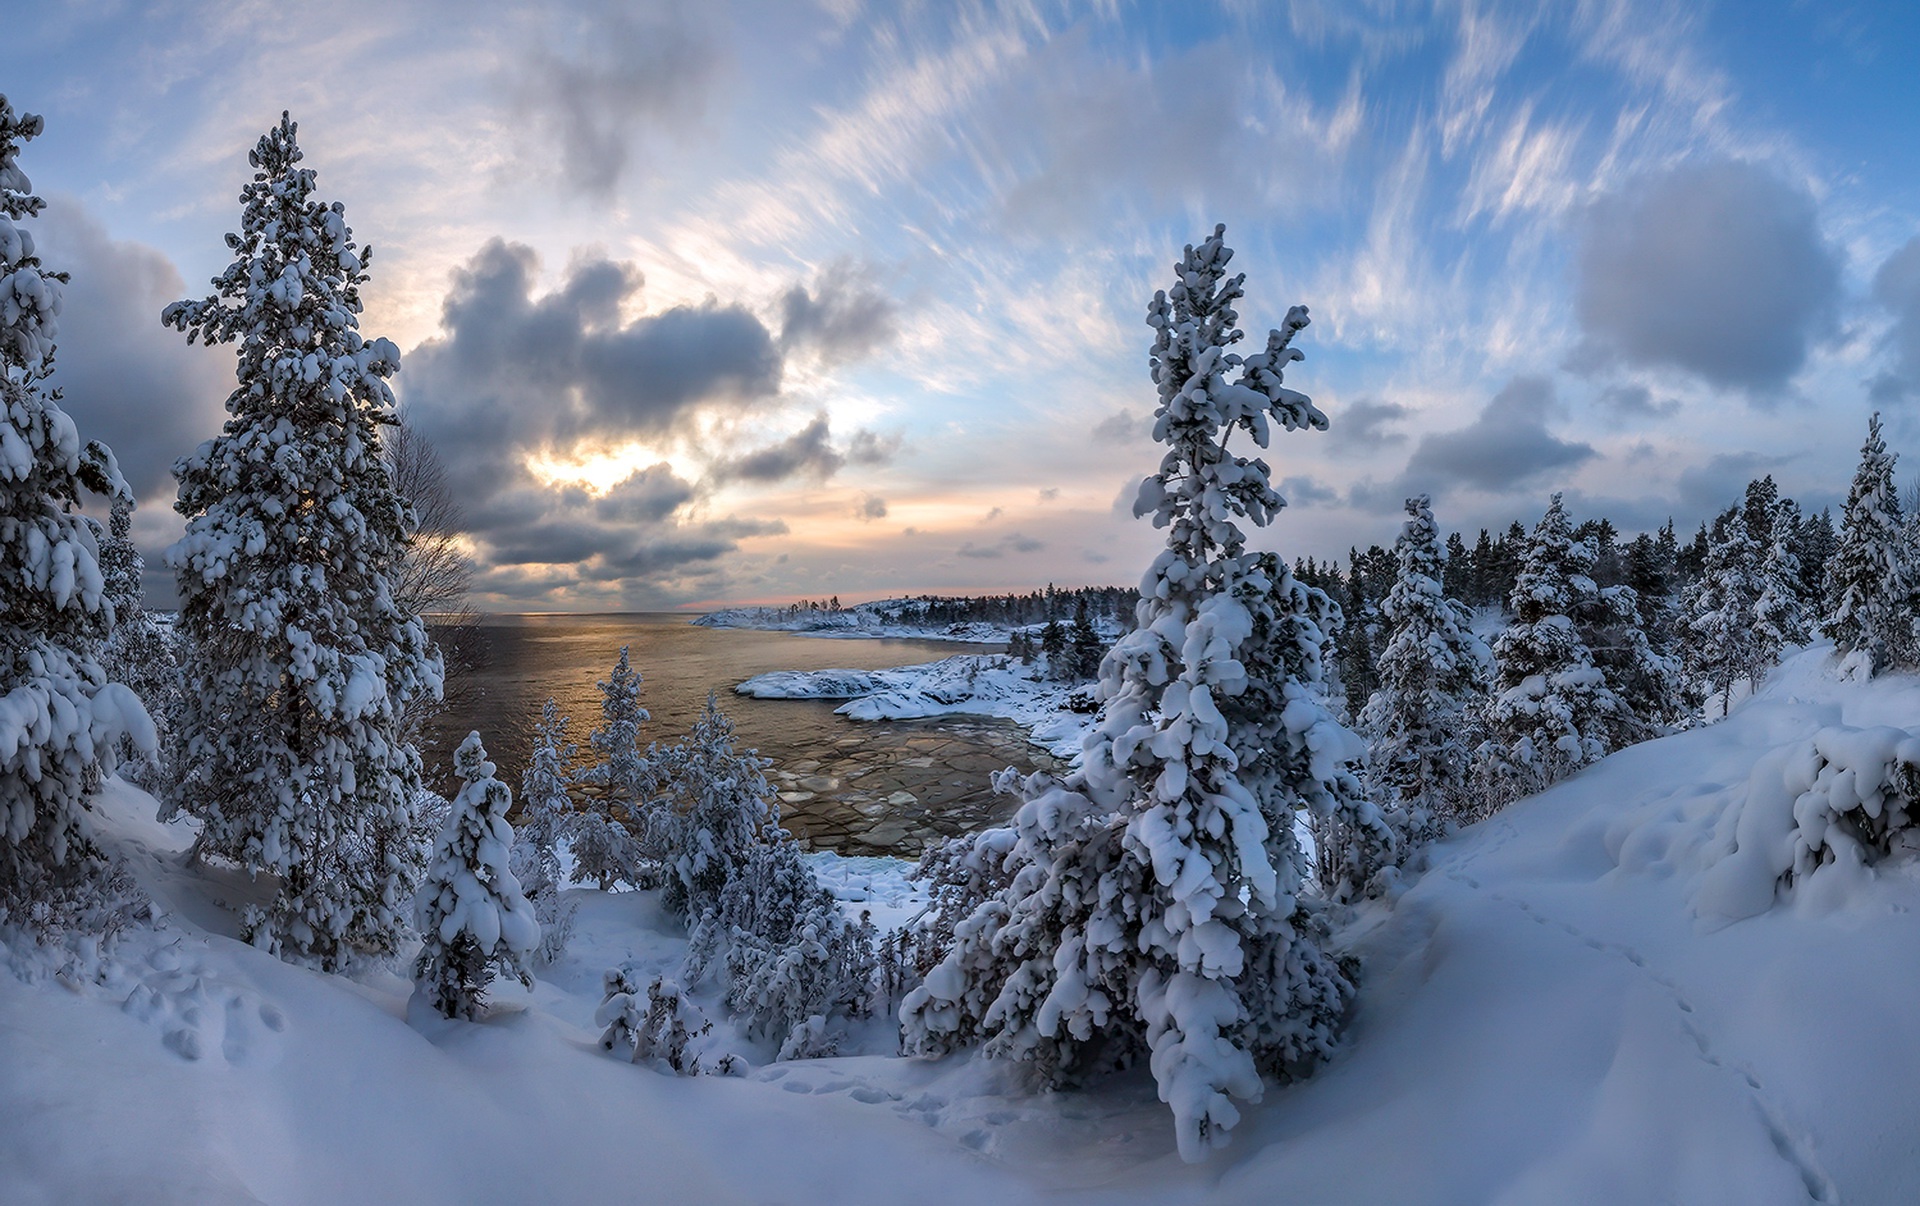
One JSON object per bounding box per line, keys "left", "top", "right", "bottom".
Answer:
{"left": 422, "top": 613, "right": 1063, "bottom": 855}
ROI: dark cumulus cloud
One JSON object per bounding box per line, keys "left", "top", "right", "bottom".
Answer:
{"left": 403, "top": 238, "right": 780, "bottom": 493}
{"left": 779, "top": 260, "right": 899, "bottom": 367}
{"left": 400, "top": 239, "right": 787, "bottom": 600}
{"left": 1327, "top": 399, "right": 1409, "bottom": 454}
{"left": 712, "top": 414, "right": 900, "bottom": 485}
{"left": 511, "top": 5, "right": 723, "bottom": 200}
{"left": 1572, "top": 158, "right": 1841, "bottom": 394}
{"left": 1870, "top": 236, "right": 1920, "bottom": 403}
{"left": 1595, "top": 383, "right": 1679, "bottom": 420}
{"left": 1370, "top": 376, "right": 1594, "bottom": 507}
{"left": 35, "top": 199, "right": 229, "bottom": 501}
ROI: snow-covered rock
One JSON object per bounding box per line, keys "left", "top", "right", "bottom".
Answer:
{"left": 737, "top": 654, "right": 1093, "bottom": 758}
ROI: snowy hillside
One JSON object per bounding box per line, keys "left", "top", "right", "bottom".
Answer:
{"left": 5, "top": 646, "right": 1918, "bottom": 1202}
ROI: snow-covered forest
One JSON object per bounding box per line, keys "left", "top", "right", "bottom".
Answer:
{"left": 10, "top": 89, "right": 1920, "bottom": 1204}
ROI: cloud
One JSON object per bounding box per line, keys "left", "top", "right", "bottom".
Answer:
{"left": 403, "top": 239, "right": 782, "bottom": 496}
{"left": 958, "top": 532, "right": 1043, "bottom": 558}
{"left": 510, "top": 6, "right": 723, "bottom": 200}
{"left": 1571, "top": 159, "right": 1841, "bottom": 393}
{"left": 1328, "top": 399, "right": 1410, "bottom": 452}
{"left": 398, "top": 239, "right": 790, "bottom": 601}
{"left": 34, "top": 198, "right": 229, "bottom": 502}
{"left": 1595, "top": 383, "right": 1679, "bottom": 419}
{"left": 1036, "top": 487, "right": 1059, "bottom": 502}
{"left": 712, "top": 414, "right": 899, "bottom": 484}
{"left": 854, "top": 494, "right": 888, "bottom": 520}
{"left": 779, "top": 260, "right": 899, "bottom": 366}
{"left": 1870, "top": 236, "right": 1920, "bottom": 403}
{"left": 717, "top": 415, "right": 843, "bottom": 483}
{"left": 1091, "top": 408, "right": 1148, "bottom": 445}
{"left": 1674, "top": 451, "right": 1790, "bottom": 516}
{"left": 1278, "top": 475, "right": 1338, "bottom": 507}
{"left": 1385, "top": 376, "right": 1595, "bottom": 502}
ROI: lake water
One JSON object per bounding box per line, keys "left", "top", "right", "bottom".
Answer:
{"left": 420, "top": 613, "right": 1064, "bottom": 855}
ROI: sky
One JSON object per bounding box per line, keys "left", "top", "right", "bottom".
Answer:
{"left": 13, "top": 0, "right": 1920, "bottom": 611}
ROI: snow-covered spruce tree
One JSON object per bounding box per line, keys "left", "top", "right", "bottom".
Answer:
{"left": 510, "top": 697, "right": 577, "bottom": 966}
{"left": 1359, "top": 495, "right": 1490, "bottom": 838}
{"left": 1822, "top": 413, "right": 1913, "bottom": 674}
{"left": 1477, "top": 494, "right": 1630, "bottom": 808}
{"left": 0, "top": 96, "right": 154, "bottom": 927}
{"left": 95, "top": 496, "right": 181, "bottom": 792}
{"left": 901, "top": 226, "right": 1364, "bottom": 1162}
{"left": 164, "top": 114, "right": 442, "bottom": 969}
{"left": 1754, "top": 498, "right": 1810, "bottom": 669}
{"left": 652, "top": 694, "right": 779, "bottom": 923}
{"left": 575, "top": 646, "right": 649, "bottom": 889}
{"left": 1683, "top": 505, "right": 1765, "bottom": 719}
{"left": 414, "top": 732, "right": 539, "bottom": 1020}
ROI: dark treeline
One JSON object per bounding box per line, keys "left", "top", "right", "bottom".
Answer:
{"left": 772, "top": 584, "right": 1140, "bottom": 630}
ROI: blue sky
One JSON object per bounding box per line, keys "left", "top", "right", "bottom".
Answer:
{"left": 13, "top": 0, "right": 1920, "bottom": 609}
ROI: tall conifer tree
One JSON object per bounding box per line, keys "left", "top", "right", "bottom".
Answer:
{"left": 902, "top": 227, "right": 1366, "bottom": 1161}
{"left": 1822, "top": 413, "right": 1912, "bottom": 673}
{"left": 166, "top": 115, "right": 441, "bottom": 968}
{"left": 0, "top": 97, "right": 153, "bottom": 923}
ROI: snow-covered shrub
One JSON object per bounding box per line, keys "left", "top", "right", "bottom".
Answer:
{"left": 650, "top": 695, "right": 780, "bottom": 922}
{"left": 684, "top": 838, "right": 875, "bottom": 1058}
{"left": 0, "top": 96, "right": 155, "bottom": 930}
{"left": 576, "top": 647, "right": 651, "bottom": 889}
{"left": 1359, "top": 495, "right": 1490, "bottom": 841}
{"left": 511, "top": 699, "right": 577, "bottom": 965}
{"left": 632, "top": 976, "right": 711, "bottom": 1073}
{"left": 902, "top": 227, "right": 1358, "bottom": 1162}
{"left": 596, "top": 964, "right": 647, "bottom": 1058}
{"left": 165, "top": 114, "right": 442, "bottom": 970}
{"left": 1698, "top": 725, "right": 1920, "bottom": 921}
{"left": 413, "top": 733, "right": 539, "bottom": 1020}
{"left": 597, "top": 968, "right": 739, "bottom": 1075}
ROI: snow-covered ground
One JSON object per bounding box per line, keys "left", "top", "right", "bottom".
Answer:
{"left": 6, "top": 645, "right": 1919, "bottom": 1202}
{"left": 695, "top": 602, "right": 1011, "bottom": 644}
{"left": 737, "top": 653, "right": 1096, "bottom": 759}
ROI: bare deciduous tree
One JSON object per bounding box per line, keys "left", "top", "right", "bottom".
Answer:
{"left": 387, "top": 418, "right": 486, "bottom": 754}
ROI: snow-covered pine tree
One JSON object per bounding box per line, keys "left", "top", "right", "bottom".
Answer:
{"left": 901, "top": 226, "right": 1360, "bottom": 1162}
{"left": 1682, "top": 505, "right": 1765, "bottom": 718}
{"left": 652, "top": 694, "right": 779, "bottom": 923}
{"left": 1753, "top": 497, "right": 1810, "bottom": 673}
{"left": 1822, "top": 413, "right": 1913, "bottom": 674}
{"left": 1478, "top": 494, "right": 1629, "bottom": 806}
{"left": 510, "top": 697, "right": 577, "bottom": 966}
{"left": 414, "top": 732, "right": 539, "bottom": 1020}
{"left": 95, "top": 496, "right": 180, "bottom": 792}
{"left": 1360, "top": 495, "right": 1490, "bottom": 837}
{"left": 0, "top": 96, "right": 154, "bottom": 927}
{"left": 575, "top": 646, "right": 648, "bottom": 889}
{"left": 164, "top": 114, "right": 442, "bottom": 969}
